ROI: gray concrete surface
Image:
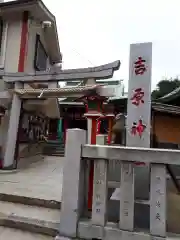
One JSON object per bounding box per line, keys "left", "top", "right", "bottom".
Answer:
{"left": 0, "top": 227, "right": 54, "bottom": 239}
{"left": 0, "top": 156, "right": 62, "bottom": 238}
{"left": 0, "top": 200, "right": 60, "bottom": 222}
{"left": 0, "top": 156, "right": 64, "bottom": 201}
{"left": 0, "top": 155, "right": 180, "bottom": 238}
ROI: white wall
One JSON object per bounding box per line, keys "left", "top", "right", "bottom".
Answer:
{"left": 109, "top": 82, "right": 125, "bottom": 100}
{"left": 0, "top": 14, "right": 23, "bottom": 155}
{"left": 24, "top": 19, "right": 59, "bottom": 117}
{"left": 4, "top": 17, "right": 22, "bottom": 72}
{"left": 0, "top": 14, "right": 22, "bottom": 92}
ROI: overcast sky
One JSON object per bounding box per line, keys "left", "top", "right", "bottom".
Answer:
{"left": 43, "top": 0, "right": 180, "bottom": 90}
{"left": 28, "top": 1, "right": 180, "bottom": 90}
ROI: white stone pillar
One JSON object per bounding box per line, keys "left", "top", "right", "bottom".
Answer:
{"left": 96, "top": 134, "right": 106, "bottom": 145}
{"left": 3, "top": 94, "right": 22, "bottom": 169}
{"left": 87, "top": 118, "right": 92, "bottom": 143}
{"left": 59, "top": 129, "right": 86, "bottom": 238}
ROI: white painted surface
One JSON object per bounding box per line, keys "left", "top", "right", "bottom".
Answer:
{"left": 99, "top": 85, "right": 116, "bottom": 97}
{"left": 92, "top": 159, "right": 108, "bottom": 226}
{"left": 0, "top": 21, "right": 8, "bottom": 68}
{"left": 3, "top": 94, "right": 21, "bottom": 167}
{"left": 119, "top": 162, "right": 134, "bottom": 230}
{"left": 4, "top": 15, "right": 22, "bottom": 73}
{"left": 0, "top": 15, "right": 23, "bottom": 158}
{"left": 126, "top": 42, "right": 152, "bottom": 200}
{"left": 78, "top": 221, "right": 179, "bottom": 240}
{"left": 0, "top": 15, "right": 22, "bottom": 94}
{"left": 150, "top": 164, "right": 166, "bottom": 237}
{"left": 82, "top": 144, "right": 180, "bottom": 165}
{"left": 87, "top": 118, "right": 92, "bottom": 144}
{"left": 111, "top": 43, "right": 153, "bottom": 200}
{"left": 109, "top": 82, "right": 124, "bottom": 100}
{"left": 126, "top": 42, "right": 152, "bottom": 147}
{"left": 92, "top": 135, "right": 107, "bottom": 226}
{"left": 60, "top": 129, "right": 86, "bottom": 237}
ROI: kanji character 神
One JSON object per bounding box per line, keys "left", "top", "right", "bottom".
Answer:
{"left": 131, "top": 119, "right": 146, "bottom": 138}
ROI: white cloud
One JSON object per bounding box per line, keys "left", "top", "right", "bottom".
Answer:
{"left": 44, "top": 0, "right": 180, "bottom": 90}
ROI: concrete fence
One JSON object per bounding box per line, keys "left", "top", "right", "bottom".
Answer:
{"left": 57, "top": 128, "right": 180, "bottom": 240}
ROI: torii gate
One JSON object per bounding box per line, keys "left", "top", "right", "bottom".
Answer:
{"left": 0, "top": 60, "right": 120, "bottom": 209}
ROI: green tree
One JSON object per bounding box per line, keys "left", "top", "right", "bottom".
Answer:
{"left": 151, "top": 78, "right": 180, "bottom": 100}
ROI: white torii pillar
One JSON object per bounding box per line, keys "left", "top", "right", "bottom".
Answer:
{"left": 3, "top": 93, "right": 22, "bottom": 168}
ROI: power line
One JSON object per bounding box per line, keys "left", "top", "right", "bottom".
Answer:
{"left": 68, "top": 47, "right": 95, "bottom": 66}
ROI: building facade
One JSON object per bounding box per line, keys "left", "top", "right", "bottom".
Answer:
{"left": 155, "top": 86, "right": 180, "bottom": 146}
{"left": 0, "top": 0, "right": 62, "bottom": 169}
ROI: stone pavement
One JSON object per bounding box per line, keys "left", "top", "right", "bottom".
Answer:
{"left": 0, "top": 227, "right": 54, "bottom": 239}
{"left": 0, "top": 156, "right": 64, "bottom": 201}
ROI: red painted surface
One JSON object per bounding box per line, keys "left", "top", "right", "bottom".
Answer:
{"left": 88, "top": 117, "right": 97, "bottom": 210}
{"left": 97, "top": 119, "right": 101, "bottom": 134}
{"left": 91, "top": 118, "right": 97, "bottom": 145}
{"left": 88, "top": 161, "right": 94, "bottom": 209}
{"left": 13, "top": 11, "right": 29, "bottom": 167}
{"left": 18, "top": 11, "right": 29, "bottom": 72}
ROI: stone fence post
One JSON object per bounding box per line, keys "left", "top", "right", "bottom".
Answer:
{"left": 59, "top": 129, "right": 86, "bottom": 238}
{"left": 96, "top": 134, "right": 106, "bottom": 145}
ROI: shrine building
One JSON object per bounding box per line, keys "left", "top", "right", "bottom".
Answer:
{"left": 57, "top": 79, "right": 124, "bottom": 142}
{"left": 111, "top": 96, "right": 180, "bottom": 149}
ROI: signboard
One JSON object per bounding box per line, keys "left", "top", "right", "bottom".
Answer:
{"left": 126, "top": 42, "right": 152, "bottom": 147}
{"left": 126, "top": 42, "right": 152, "bottom": 199}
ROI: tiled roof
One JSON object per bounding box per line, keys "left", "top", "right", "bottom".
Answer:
{"left": 158, "top": 87, "right": 180, "bottom": 103}
{"left": 109, "top": 97, "right": 180, "bottom": 115}
{"left": 152, "top": 102, "right": 180, "bottom": 114}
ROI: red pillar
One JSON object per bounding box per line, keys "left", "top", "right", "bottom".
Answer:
{"left": 106, "top": 114, "right": 115, "bottom": 144}
{"left": 82, "top": 95, "right": 106, "bottom": 210}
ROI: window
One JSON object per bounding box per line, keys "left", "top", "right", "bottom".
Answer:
{"left": 34, "top": 34, "right": 48, "bottom": 71}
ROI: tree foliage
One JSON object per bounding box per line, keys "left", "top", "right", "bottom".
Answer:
{"left": 151, "top": 78, "right": 180, "bottom": 100}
